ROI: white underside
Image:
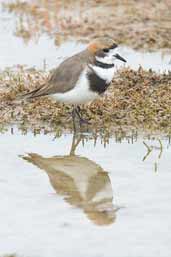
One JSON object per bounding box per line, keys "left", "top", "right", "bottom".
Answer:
{"left": 50, "top": 68, "right": 99, "bottom": 104}
{"left": 89, "top": 64, "right": 115, "bottom": 83}
{"left": 50, "top": 59, "right": 116, "bottom": 104}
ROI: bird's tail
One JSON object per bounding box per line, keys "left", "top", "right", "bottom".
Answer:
{"left": 15, "top": 85, "right": 43, "bottom": 102}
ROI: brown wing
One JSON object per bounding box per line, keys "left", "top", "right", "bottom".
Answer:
{"left": 23, "top": 50, "right": 92, "bottom": 99}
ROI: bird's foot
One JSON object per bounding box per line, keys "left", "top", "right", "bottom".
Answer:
{"left": 74, "top": 106, "right": 91, "bottom": 126}
{"left": 71, "top": 106, "right": 91, "bottom": 131}
{"left": 79, "top": 117, "right": 91, "bottom": 126}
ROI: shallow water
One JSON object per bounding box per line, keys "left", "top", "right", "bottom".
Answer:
{"left": 0, "top": 8, "right": 171, "bottom": 72}
{"left": 0, "top": 129, "right": 171, "bottom": 257}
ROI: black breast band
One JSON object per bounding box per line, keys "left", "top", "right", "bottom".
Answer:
{"left": 95, "top": 60, "right": 114, "bottom": 69}
{"left": 87, "top": 71, "right": 110, "bottom": 94}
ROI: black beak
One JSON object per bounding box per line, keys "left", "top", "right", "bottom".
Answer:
{"left": 113, "top": 54, "right": 127, "bottom": 63}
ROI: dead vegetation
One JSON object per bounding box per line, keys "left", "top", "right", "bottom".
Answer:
{"left": 0, "top": 66, "right": 171, "bottom": 135}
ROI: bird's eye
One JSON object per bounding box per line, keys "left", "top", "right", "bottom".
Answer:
{"left": 103, "top": 48, "right": 109, "bottom": 53}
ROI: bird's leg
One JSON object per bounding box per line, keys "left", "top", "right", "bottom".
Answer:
{"left": 71, "top": 105, "right": 90, "bottom": 132}
{"left": 75, "top": 106, "right": 90, "bottom": 125}
{"left": 71, "top": 107, "right": 77, "bottom": 132}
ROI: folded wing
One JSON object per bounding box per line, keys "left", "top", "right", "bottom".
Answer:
{"left": 20, "top": 50, "right": 91, "bottom": 99}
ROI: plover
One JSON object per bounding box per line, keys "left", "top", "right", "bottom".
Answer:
{"left": 21, "top": 36, "right": 126, "bottom": 125}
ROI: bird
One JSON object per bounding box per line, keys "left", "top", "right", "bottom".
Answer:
{"left": 20, "top": 36, "right": 126, "bottom": 127}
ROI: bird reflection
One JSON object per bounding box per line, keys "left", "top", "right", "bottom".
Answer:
{"left": 22, "top": 133, "right": 117, "bottom": 226}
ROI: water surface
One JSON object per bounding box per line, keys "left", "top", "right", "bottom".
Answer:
{"left": 0, "top": 130, "right": 171, "bottom": 257}
{"left": 0, "top": 7, "right": 171, "bottom": 72}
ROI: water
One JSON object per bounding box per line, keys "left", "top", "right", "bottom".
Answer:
{"left": 0, "top": 8, "right": 171, "bottom": 72}
{"left": 0, "top": 129, "right": 171, "bottom": 257}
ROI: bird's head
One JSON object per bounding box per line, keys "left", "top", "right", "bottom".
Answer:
{"left": 88, "top": 36, "right": 126, "bottom": 64}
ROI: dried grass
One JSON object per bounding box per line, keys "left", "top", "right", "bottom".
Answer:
{"left": 0, "top": 66, "right": 171, "bottom": 135}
